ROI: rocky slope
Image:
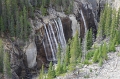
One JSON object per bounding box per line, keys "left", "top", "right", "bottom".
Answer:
{"left": 55, "top": 45, "right": 120, "bottom": 79}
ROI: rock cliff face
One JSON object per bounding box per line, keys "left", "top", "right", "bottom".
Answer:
{"left": 4, "top": 0, "right": 102, "bottom": 78}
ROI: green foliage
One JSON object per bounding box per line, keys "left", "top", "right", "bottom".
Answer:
{"left": 39, "top": 65, "right": 44, "bottom": 79}
{"left": 85, "top": 50, "right": 94, "bottom": 60}
{"left": 68, "top": 64, "right": 75, "bottom": 71}
{"left": 0, "top": 0, "right": 31, "bottom": 40}
{"left": 57, "top": 44, "right": 61, "bottom": 60}
{"left": 47, "top": 62, "right": 55, "bottom": 79}
{"left": 104, "top": 6, "right": 112, "bottom": 36}
{"left": 40, "top": 5, "right": 47, "bottom": 16}
{"left": 56, "top": 58, "right": 63, "bottom": 76}
{"left": 110, "top": 9, "right": 117, "bottom": 39}
{"left": 108, "top": 38, "right": 116, "bottom": 52}
{"left": 3, "top": 52, "right": 12, "bottom": 78}
{"left": 92, "top": 49, "right": 99, "bottom": 63}
{"left": 0, "top": 39, "right": 3, "bottom": 73}
{"left": 97, "top": 5, "right": 107, "bottom": 38}
{"left": 86, "top": 29, "right": 93, "bottom": 50}
{"left": 83, "top": 59, "right": 91, "bottom": 65}
{"left": 0, "top": 17, "right": 4, "bottom": 34}
{"left": 70, "top": 31, "right": 81, "bottom": 64}
{"left": 64, "top": 44, "right": 70, "bottom": 66}
{"left": 99, "top": 58, "right": 103, "bottom": 67}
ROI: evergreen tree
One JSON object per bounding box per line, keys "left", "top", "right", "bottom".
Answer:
{"left": 116, "top": 8, "right": 120, "bottom": 28}
{"left": 56, "top": 58, "right": 63, "bottom": 76}
{"left": 0, "top": 39, "right": 3, "bottom": 73}
{"left": 57, "top": 44, "right": 61, "bottom": 60}
{"left": 23, "top": 6, "right": 28, "bottom": 40}
{"left": 20, "top": 15, "right": 24, "bottom": 39}
{"left": 110, "top": 9, "right": 117, "bottom": 39}
{"left": 10, "top": 15, "right": 15, "bottom": 37}
{"left": 97, "top": 5, "right": 107, "bottom": 39}
{"left": 70, "top": 31, "right": 81, "bottom": 64}
{"left": 99, "top": 58, "right": 103, "bottom": 67}
{"left": 104, "top": 6, "right": 112, "bottom": 36}
{"left": 102, "top": 43, "right": 108, "bottom": 60}
{"left": 39, "top": 65, "right": 44, "bottom": 79}
{"left": 0, "top": 17, "right": 4, "bottom": 34}
{"left": 92, "top": 49, "right": 99, "bottom": 63}
{"left": 47, "top": 62, "right": 55, "bottom": 79}
{"left": 64, "top": 42, "right": 70, "bottom": 66}
{"left": 3, "top": 52, "right": 12, "bottom": 78}
{"left": 86, "top": 28, "right": 93, "bottom": 50}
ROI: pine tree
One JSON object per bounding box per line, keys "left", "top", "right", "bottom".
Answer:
{"left": 47, "top": 62, "right": 55, "bottom": 79}
{"left": 57, "top": 44, "right": 61, "bottom": 60}
{"left": 110, "top": 9, "right": 117, "bottom": 39}
{"left": 99, "top": 58, "right": 103, "bottom": 67}
{"left": 20, "top": 15, "right": 24, "bottom": 39}
{"left": 39, "top": 65, "right": 44, "bottom": 79}
{"left": 3, "top": 52, "right": 12, "bottom": 78}
{"left": 56, "top": 58, "right": 62, "bottom": 76}
{"left": 102, "top": 43, "right": 108, "bottom": 60}
{"left": 0, "top": 17, "right": 4, "bottom": 34}
{"left": 97, "top": 5, "right": 107, "bottom": 39}
{"left": 0, "top": 39, "right": 3, "bottom": 73}
{"left": 116, "top": 8, "right": 120, "bottom": 28}
{"left": 16, "top": 10, "right": 20, "bottom": 38}
{"left": 92, "top": 49, "right": 99, "bottom": 63}
{"left": 10, "top": 15, "right": 15, "bottom": 37}
{"left": 104, "top": 6, "right": 112, "bottom": 36}
{"left": 86, "top": 28, "right": 93, "bottom": 50}
{"left": 70, "top": 31, "right": 81, "bottom": 64}
{"left": 23, "top": 6, "right": 28, "bottom": 40}
{"left": 64, "top": 41, "right": 71, "bottom": 66}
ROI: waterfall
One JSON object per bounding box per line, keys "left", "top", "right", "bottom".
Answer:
{"left": 54, "top": 19, "right": 63, "bottom": 46}
{"left": 57, "top": 18, "right": 67, "bottom": 49}
{"left": 43, "top": 24, "right": 56, "bottom": 61}
{"left": 49, "top": 23, "right": 58, "bottom": 49}
{"left": 42, "top": 17, "right": 67, "bottom": 61}
{"left": 79, "top": 10, "right": 87, "bottom": 33}
{"left": 43, "top": 42, "right": 50, "bottom": 61}
{"left": 79, "top": 9, "right": 87, "bottom": 61}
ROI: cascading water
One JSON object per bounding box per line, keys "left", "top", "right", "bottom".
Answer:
{"left": 79, "top": 9, "right": 87, "bottom": 61}
{"left": 79, "top": 10, "right": 87, "bottom": 33}
{"left": 43, "top": 24, "right": 56, "bottom": 61}
{"left": 54, "top": 19, "right": 63, "bottom": 47}
{"left": 42, "top": 18, "right": 66, "bottom": 61}
{"left": 57, "top": 18, "right": 67, "bottom": 49}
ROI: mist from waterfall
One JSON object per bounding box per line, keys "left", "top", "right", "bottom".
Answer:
{"left": 42, "top": 18, "right": 66, "bottom": 61}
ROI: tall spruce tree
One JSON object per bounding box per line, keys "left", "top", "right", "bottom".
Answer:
{"left": 3, "top": 52, "right": 12, "bottom": 78}
{"left": 0, "top": 39, "right": 3, "bottom": 73}
{"left": 104, "top": 6, "right": 112, "bottom": 36}
{"left": 97, "top": 4, "right": 107, "bottom": 39}
{"left": 110, "top": 9, "right": 116, "bottom": 39}
{"left": 70, "top": 31, "right": 81, "bottom": 64}
{"left": 39, "top": 65, "right": 44, "bottom": 79}
{"left": 86, "top": 28, "right": 93, "bottom": 50}
{"left": 47, "top": 62, "right": 55, "bottom": 79}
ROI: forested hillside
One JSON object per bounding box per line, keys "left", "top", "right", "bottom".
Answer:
{"left": 0, "top": 0, "right": 120, "bottom": 79}
{"left": 0, "top": 0, "right": 73, "bottom": 40}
